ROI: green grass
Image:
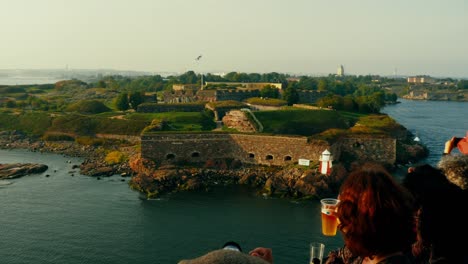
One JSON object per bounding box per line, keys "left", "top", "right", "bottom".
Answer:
{"left": 246, "top": 97, "right": 287, "bottom": 106}
{"left": 207, "top": 100, "right": 246, "bottom": 109}
{"left": 254, "top": 109, "right": 349, "bottom": 136}
{"left": 355, "top": 114, "right": 400, "bottom": 129}
{"left": 0, "top": 111, "right": 52, "bottom": 136}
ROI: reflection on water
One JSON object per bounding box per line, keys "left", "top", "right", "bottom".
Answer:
{"left": 382, "top": 99, "right": 467, "bottom": 166}
{"left": 0, "top": 77, "right": 64, "bottom": 85}
{"left": 0, "top": 99, "right": 466, "bottom": 264}
{"left": 0, "top": 149, "right": 343, "bottom": 264}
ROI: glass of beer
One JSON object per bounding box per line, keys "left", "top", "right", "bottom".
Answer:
{"left": 320, "top": 198, "right": 339, "bottom": 236}
{"left": 310, "top": 242, "right": 325, "bottom": 264}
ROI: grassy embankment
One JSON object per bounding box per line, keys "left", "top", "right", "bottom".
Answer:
{"left": 0, "top": 106, "right": 402, "bottom": 142}
{"left": 0, "top": 111, "right": 216, "bottom": 138}
{"left": 0, "top": 97, "right": 406, "bottom": 170}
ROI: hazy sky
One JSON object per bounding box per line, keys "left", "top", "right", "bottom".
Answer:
{"left": 1, "top": 0, "right": 467, "bottom": 77}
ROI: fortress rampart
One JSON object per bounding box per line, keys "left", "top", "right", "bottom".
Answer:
{"left": 141, "top": 133, "right": 397, "bottom": 166}
{"left": 296, "top": 90, "right": 328, "bottom": 103}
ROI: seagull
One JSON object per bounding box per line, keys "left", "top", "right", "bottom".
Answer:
{"left": 195, "top": 55, "right": 202, "bottom": 61}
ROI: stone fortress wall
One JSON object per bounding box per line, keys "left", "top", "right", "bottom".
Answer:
{"left": 141, "top": 133, "right": 397, "bottom": 167}
{"left": 164, "top": 89, "right": 328, "bottom": 104}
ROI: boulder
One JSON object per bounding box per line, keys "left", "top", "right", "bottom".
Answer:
{"left": 0, "top": 163, "right": 48, "bottom": 179}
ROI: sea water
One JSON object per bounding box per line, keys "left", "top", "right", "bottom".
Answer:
{"left": 0, "top": 99, "right": 466, "bottom": 264}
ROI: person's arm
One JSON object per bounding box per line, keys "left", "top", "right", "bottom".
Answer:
{"left": 444, "top": 137, "right": 462, "bottom": 154}
{"left": 249, "top": 247, "right": 273, "bottom": 264}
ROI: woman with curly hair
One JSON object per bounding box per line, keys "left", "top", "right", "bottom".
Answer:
{"left": 329, "top": 162, "right": 416, "bottom": 264}
{"left": 403, "top": 162, "right": 468, "bottom": 264}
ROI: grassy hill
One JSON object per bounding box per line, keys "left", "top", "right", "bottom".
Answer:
{"left": 0, "top": 110, "right": 216, "bottom": 138}
{"left": 254, "top": 109, "right": 350, "bottom": 136}
{"left": 0, "top": 80, "right": 406, "bottom": 145}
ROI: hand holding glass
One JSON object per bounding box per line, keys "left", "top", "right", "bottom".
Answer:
{"left": 320, "top": 198, "right": 339, "bottom": 236}
{"left": 310, "top": 242, "right": 325, "bottom": 264}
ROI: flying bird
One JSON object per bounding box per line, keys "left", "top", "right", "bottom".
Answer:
{"left": 195, "top": 55, "right": 202, "bottom": 61}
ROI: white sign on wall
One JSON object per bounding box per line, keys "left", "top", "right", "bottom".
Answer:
{"left": 298, "top": 159, "right": 310, "bottom": 166}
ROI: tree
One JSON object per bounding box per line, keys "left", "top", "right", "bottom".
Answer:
{"left": 179, "top": 71, "right": 198, "bottom": 84}
{"left": 224, "top": 72, "right": 239, "bottom": 82}
{"left": 342, "top": 95, "right": 357, "bottom": 111}
{"left": 97, "top": 80, "right": 106, "bottom": 88}
{"left": 66, "top": 100, "right": 111, "bottom": 114}
{"left": 317, "top": 95, "right": 344, "bottom": 110}
{"left": 5, "top": 100, "right": 16, "bottom": 108}
{"left": 457, "top": 80, "right": 468, "bottom": 89}
{"left": 385, "top": 92, "right": 398, "bottom": 102}
{"left": 129, "top": 92, "right": 144, "bottom": 110}
{"left": 260, "top": 85, "right": 280, "bottom": 98}
{"left": 283, "top": 83, "right": 300, "bottom": 105}
{"left": 248, "top": 73, "right": 262, "bottom": 82}
{"left": 354, "top": 92, "right": 385, "bottom": 113}
{"left": 115, "top": 92, "right": 129, "bottom": 111}
{"left": 354, "top": 84, "right": 378, "bottom": 96}
{"left": 370, "top": 91, "right": 385, "bottom": 112}
{"left": 317, "top": 79, "right": 328, "bottom": 91}
{"left": 298, "top": 76, "right": 318, "bottom": 90}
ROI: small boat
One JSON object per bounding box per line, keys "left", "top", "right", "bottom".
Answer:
{"left": 414, "top": 136, "right": 420, "bottom": 142}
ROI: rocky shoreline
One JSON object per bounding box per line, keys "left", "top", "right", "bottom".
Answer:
{"left": 0, "top": 131, "right": 135, "bottom": 177}
{"left": 0, "top": 131, "right": 348, "bottom": 199}
{"left": 0, "top": 130, "right": 426, "bottom": 200}
{"left": 127, "top": 157, "right": 348, "bottom": 199}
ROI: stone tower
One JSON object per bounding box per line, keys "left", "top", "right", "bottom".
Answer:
{"left": 337, "top": 65, "right": 344, "bottom": 77}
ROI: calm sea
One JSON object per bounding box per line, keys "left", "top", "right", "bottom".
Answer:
{"left": 0, "top": 77, "right": 64, "bottom": 85}
{"left": 0, "top": 99, "right": 467, "bottom": 264}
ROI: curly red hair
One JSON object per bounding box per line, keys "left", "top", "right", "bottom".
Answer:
{"left": 337, "top": 163, "right": 415, "bottom": 258}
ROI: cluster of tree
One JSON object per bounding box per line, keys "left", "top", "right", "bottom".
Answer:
{"left": 114, "top": 91, "right": 154, "bottom": 111}
{"left": 458, "top": 80, "right": 468, "bottom": 89}
{"left": 88, "top": 75, "right": 165, "bottom": 92}
{"left": 260, "top": 77, "right": 398, "bottom": 113}
{"left": 1, "top": 95, "right": 67, "bottom": 111}
{"left": 66, "top": 100, "right": 111, "bottom": 114}
{"left": 0, "top": 70, "right": 405, "bottom": 114}
{"left": 89, "top": 71, "right": 293, "bottom": 93}
{"left": 315, "top": 94, "right": 387, "bottom": 113}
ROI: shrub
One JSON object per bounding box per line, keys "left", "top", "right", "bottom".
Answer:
{"left": 75, "top": 136, "right": 105, "bottom": 146}
{"left": 105, "top": 151, "right": 127, "bottom": 165}
{"left": 142, "top": 119, "right": 165, "bottom": 133}
{"left": 0, "top": 112, "right": 52, "bottom": 136}
{"left": 311, "top": 128, "right": 348, "bottom": 142}
{"left": 66, "top": 100, "right": 111, "bottom": 114}
{"left": 42, "top": 132, "right": 75, "bottom": 141}
{"left": 245, "top": 97, "right": 287, "bottom": 106}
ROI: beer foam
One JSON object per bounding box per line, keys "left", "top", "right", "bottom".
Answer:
{"left": 321, "top": 208, "right": 334, "bottom": 215}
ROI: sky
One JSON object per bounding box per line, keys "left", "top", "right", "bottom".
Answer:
{"left": 0, "top": 0, "right": 467, "bottom": 77}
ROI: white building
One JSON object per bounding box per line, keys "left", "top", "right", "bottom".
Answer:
{"left": 319, "top": 149, "right": 333, "bottom": 175}
{"left": 337, "top": 65, "right": 344, "bottom": 77}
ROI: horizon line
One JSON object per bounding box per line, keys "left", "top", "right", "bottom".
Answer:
{"left": 0, "top": 68, "right": 466, "bottom": 79}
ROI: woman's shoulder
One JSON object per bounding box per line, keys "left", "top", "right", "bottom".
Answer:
{"left": 325, "top": 247, "right": 363, "bottom": 264}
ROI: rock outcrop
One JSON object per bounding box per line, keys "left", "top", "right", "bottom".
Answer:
{"left": 128, "top": 156, "right": 349, "bottom": 200}
{"left": 0, "top": 131, "right": 136, "bottom": 177}
{"left": 222, "top": 110, "right": 257, "bottom": 132}
{"left": 0, "top": 163, "right": 49, "bottom": 179}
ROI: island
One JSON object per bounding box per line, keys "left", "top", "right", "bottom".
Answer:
{"left": 0, "top": 72, "right": 433, "bottom": 199}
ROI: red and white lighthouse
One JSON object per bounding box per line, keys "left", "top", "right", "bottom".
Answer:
{"left": 319, "top": 149, "right": 333, "bottom": 175}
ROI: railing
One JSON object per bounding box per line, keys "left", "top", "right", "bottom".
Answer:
{"left": 241, "top": 108, "right": 263, "bottom": 132}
